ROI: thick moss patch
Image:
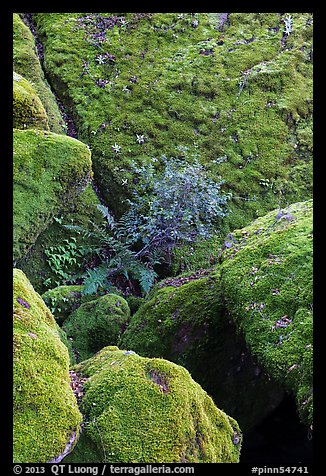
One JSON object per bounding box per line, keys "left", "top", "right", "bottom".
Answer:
{"left": 13, "top": 129, "right": 92, "bottom": 262}
{"left": 220, "top": 200, "right": 313, "bottom": 426}
{"left": 33, "top": 13, "right": 312, "bottom": 228}
{"left": 13, "top": 13, "right": 65, "bottom": 134}
{"left": 13, "top": 269, "right": 82, "bottom": 462}
{"left": 63, "top": 294, "right": 130, "bottom": 361}
{"left": 120, "top": 270, "right": 284, "bottom": 431}
{"left": 13, "top": 72, "right": 49, "bottom": 130}
{"left": 65, "top": 346, "right": 242, "bottom": 463}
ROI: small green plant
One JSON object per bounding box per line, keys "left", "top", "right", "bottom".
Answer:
{"left": 43, "top": 237, "right": 90, "bottom": 288}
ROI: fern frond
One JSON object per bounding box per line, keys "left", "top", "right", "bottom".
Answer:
{"left": 97, "top": 204, "right": 116, "bottom": 229}
{"left": 82, "top": 265, "right": 110, "bottom": 295}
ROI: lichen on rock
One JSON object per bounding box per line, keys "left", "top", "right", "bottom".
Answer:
{"left": 13, "top": 269, "right": 82, "bottom": 462}
{"left": 64, "top": 346, "right": 242, "bottom": 463}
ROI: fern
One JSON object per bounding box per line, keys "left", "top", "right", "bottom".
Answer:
{"left": 128, "top": 263, "right": 158, "bottom": 295}
{"left": 82, "top": 265, "right": 112, "bottom": 295}
{"left": 96, "top": 204, "right": 116, "bottom": 230}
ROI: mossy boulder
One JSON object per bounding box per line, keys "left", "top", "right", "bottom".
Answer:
{"left": 55, "top": 323, "right": 76, "bottom": 365}
{"left": 64, "top": 346, "right": 242, "bottom": 463}
{"left": 13, "top": 269, "right": 82, "bottom": 462}
{"left": 120, "top": 269, "right": 284, "bottom": 431}
{"left": 42, "top": 285, "right": 98, "bottom": 325}
{"left": 33, "top": 13, "right": 312, "bottom": 226}
{"left": 220, "top": 200, "right": 313, "bottom": 427}
{"left": 13, "top": 72, "right": 49, "bottom": 130}
{"left": 63, "top": 294, "right": 130, "bottom": 361}
{"left": 13, "top": 129, "right": 92, "bottom": 262}
{"left": 13, "top": 13, "right": 65, "bottom": 134}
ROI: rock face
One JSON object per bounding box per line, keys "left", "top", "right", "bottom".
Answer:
{"left": 13, "top": 129, "right": 92, "bottom": 262}
{"left": 120, "top": 270, "right": 284, "bottom": 432}
{"left": 64, "top": 346, "right": 242, "bottom": 463}
{"left": 220, "top": 200, "right": 313, "bottom": 427}
{"left": 63, "top": 294, "right": 130, "bottom": 361}
{"left": 13, "top": 269, "right": 82, "bottom": 463}
{"left": 13, "top": 72, "right": 49, "bottom": 130}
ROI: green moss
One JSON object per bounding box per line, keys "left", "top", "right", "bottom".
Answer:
{"left": 124, "top": 294, "right": 146, "bottom": 315}
{"left": 13, "top": 269, "right": 82, "bottom": 462}
{"left": 42, "top": 285, "right": 100, "bottom": 325}
{"left": 13, "top": 13, "right": 65, "bottom": 134}
{"left": 220, "top": 200, "right": 313, "bottom": 426}
{"left": 13, "top": 72, "right": 49, "bottom": 130}
{"left": 63, "top": 294, "right": 130, "bottom": 362}
{"left": 120, "top": 269, "right": 284, "bottom": 431}
{"left": 65, "top": 346, "right": 242, "bottom": 463}
{"left": 171, "top": 235, "right": 223, "bottom": 275}
{"left": 33, "top": 13, "right": 312, "bottom": 228}
{"left": 120, "top": 271, "right": 222, "bottom": 364}
{"left": 13, "top": 129, "right": 92, "bottom": 262}
{"left": 55, "top": 323, "right": 76, "bottom": 365}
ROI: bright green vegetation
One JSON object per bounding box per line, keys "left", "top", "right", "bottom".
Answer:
{"left": 13, "top": 269, "right": 82, "bottom": 462}
{"left": 121, "top": 200, "right": 313, "bottom": 429}
{"left": 13, "top": 129, "right": 92, "bottom": 262}
{"left": 13, "top": 72, "right": 49, "bottom": 130}
{"left": 63, "top": 294, "right": 130, "bottom": 361}
{"left": 17, "top": 184, "right": 103, "bottom": 294}
{"left": 120, "top": 270, "right": 222, "bottom": 364}
{"left": 65, "top": 346, "right": 242, "bottom": 463}
{"left": 13, "top": 14, "right": 65, "bottom": 134}
{"left": 220, "top": 200, "right": 313, "bottom": 426}
{"left": 33, "top": 12, "right": 312, "bottom": 230}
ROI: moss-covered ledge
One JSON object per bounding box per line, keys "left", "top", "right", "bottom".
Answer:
{"left": 13, "top": 129, "right": 92, "bottom": 262}
{"left": 13, "top": 13, "right": 65, "bottom": 134}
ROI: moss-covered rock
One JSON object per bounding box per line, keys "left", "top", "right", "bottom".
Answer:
{"left": 220, "top": 200, "right": 313, "bottom": 427}
{"left": 63, "top": 294, "right": 130, "bottom": 361}
{"left": 33, "top": 13, "right": 312, "bottom": 228}
{"left": 13, "top": 269, "right": 82, "bottom": 462}
{"left": 42, "top": 285, "right": 98, "bottom": 324}
{"left": 13, "top": 129, "right": 92, "bottom": 262}
{"left": 120, "top": 269, "right": 284, "bottom": 431}
{"left": 64, "top": 346, "right": 242, "bottom": 463}
{"left": 13, "top": 13, "right": 65, "bottom": 134}
{"left": 13, "top": 72, "right": 49, "bottom": 130}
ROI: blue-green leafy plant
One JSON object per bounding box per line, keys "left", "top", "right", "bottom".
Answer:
{"left": 123, "top": 152, "right": 231, "bottom": 262}
{"left": 62, "top": 150, "right": 230, "bottom": 295}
